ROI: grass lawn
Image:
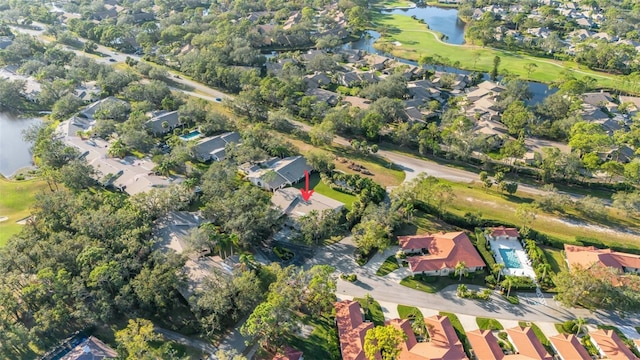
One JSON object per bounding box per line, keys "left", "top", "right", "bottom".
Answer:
{"left": 400, "top": 272, "right": 486, "bottom": 293}
{"left": 288, "top": 314, "right": 341, "bottom": 360}
{"left": 0, "top": 177, "right": 47, "bottom": 246}
{"left": 376, "top": 255, "right": 400, "bottom": 276}
{"left": 371, "top": 13, "right": 633, "bottom": 93}
{"left": 372, "top": 0, "right": 415, "bottom": 8}
{"left": 395, "top": 210, "right": 456, "bottom": 236}
{"left": 285, "top": 137, "right": 405, "bottom": 188}
{"left": 541, "top": 246, "right": 566, "bottom": 275}
{"left": 440, "top": 180, "right": 640, "bottom": 249}
{"left": 292, "top": 172, "right": 357, "bottom": 210}
{"left": 397, "top": 305, "right": 423, "bottom": 319}
{"left": 476, "top": 317, "right": 504, "bottom": 331}
{"left": 355, "top": 297, "right": 386, "bottom": 326}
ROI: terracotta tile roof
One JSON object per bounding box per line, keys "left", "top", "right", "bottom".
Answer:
{"left": 564, "top": 244, "right": 640, "bottom": 272}
{"left": 273, "top": 347, "right": 303, "bottom": 360}
{"left": 488, "top": 226, "right": 520, "bottom": 238}
{"left": 335, "top": 300, "right": 378, "bottom": 360}
{"left": 467, "top": 330, "right": 505, "bottom": 360}
{"left": 549, "top": 334, "right": 591, "bottom": 360}
{"left": 589, "top": 329, "right": 639, "bottom": 360}
{"left": 399, "top": 232, "right": 486, "bottom": 273}
{"left": 506, "top": 327, "right": 552, "bottom": 360}
{"left": 388, "top": 315, "right": 468, "bottom": 360}
{"left": 635, "top": 339, "right": 640, "bottom": 353}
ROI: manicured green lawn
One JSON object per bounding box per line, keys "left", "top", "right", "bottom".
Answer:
{"left": 376, "top": 256, "right": 400, "bottom": 276}
{"left": 400, "top": 272, "right": 486, "bottom": 293}
{"left": 371, "top": 13, "right": 633, "bottom": 94}
{"left": 397, "top": 305, "right": 423, "bottom": 319}
{"left": 289, "top": 315, "right": 341, "bottom": 360}
{"left": 541, "top": 246, "right": 566, "bottom": 275}
{"left": 0, "top": 177, "right": 48, "bottom": 246}
{"left": 355, "top": 297, "right": 386, "bottom": 326}
{"left": 292, "top": 172, "right": 357, "bottom": 210}
{"left": 476, "top": 317, "right": 504, "bottom": 331}
{"left": 372, "top": 0, "right": 415, "bottom": 8}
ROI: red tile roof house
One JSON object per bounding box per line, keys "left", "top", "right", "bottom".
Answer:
{"left": 589, "top": 329, "right": 639, "bottom": 360}
{"left": 273, "top": 347, "right": 304, "bottom": 360}
{"left": 466, "top": 329, "right": 505, "bottom": 360}
{"left": 549, "top": 333, "right": 591, "bottom": 360}
{"left": 564, "top": 244, "right": 640, "bottom": 275}
{"left": 334, "top": 300, "right": 380, "bottom": 360}
{"left": 505, "top": 327, "right": 553, "bottom": 360}
{"left": 398, "top": 232, "right": 486, "bottom": 276}
{"left": 635, "top": 339, "right": 640, "bottom": 354}
{"left": 387, "top": 315, "right": 468, "bottom": 360}
{"left": 485, "top": 226, "right": 520, "bottom": 241}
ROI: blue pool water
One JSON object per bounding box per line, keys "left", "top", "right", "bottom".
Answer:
{"left": 499, "top": 249, "right": 522, "bottom": 269}
{"left": 180, "top": 130, "right": 201, "bottom": 140}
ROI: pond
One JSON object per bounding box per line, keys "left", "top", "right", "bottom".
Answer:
{"left": 344, "top": 31, "right": 556, "bottom": 105}
{"left": 0, "top": 113, "right": 41, "bottom": 178}
{"left": 381, "top": 5, "right": 466, "bottom": 45}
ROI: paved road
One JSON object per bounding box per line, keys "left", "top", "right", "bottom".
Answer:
{"left": 305, "top": 237, "right": 640, "bottom": 330}
{"left": 155, "top": 326, "right": 217, "bottom": 356}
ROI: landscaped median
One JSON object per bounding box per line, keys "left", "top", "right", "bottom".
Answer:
{"left": 375, "top": 255, "right": 400, "bottom": 276}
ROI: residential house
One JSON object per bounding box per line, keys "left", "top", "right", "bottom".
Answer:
{"left": 0, "top": 36, "right": 13, "bottom": 49}
{"left": 342, "top": 96, "right": 371, "bottom": 109}
{"left": 466, "top": 81, "right": 505, "bottom": 102}
{"left": 387, "top": 315, "right": 468, "bottom": 360}
{"left": 338, "top": 71, "right": 364, "bottom": 87}
{"left": 74, "top": 82, "right": 101, "bottom": 103}
{"left": 549, "top": 334, "right": 591, "bottom": 360}
{"left": 592, "top": 32, "right": 617, "bottom": 42}
{"left": 145, "top": 110, "right": 180, "bottom": 135}
{"left": 80, "top": 96, "right": 129, "bottom": 120}
{"left": 397, "top": 231, "right": 486, "bottom": 275}
{"left": 467, "top": 330, "right": 506, "bottom": 360}
{"left": 270, "top": 186, "right": 344, "bottom": 220}
{"left": 575, "top": 17, "right": 595, "bottom": 28}
{"left": 193, "top": 132, "right": 242, "bottom": 162}
{"left": 304, "top": 72, "right": 331, "bottom": 89}
{"left": 582, "top": 92, "right": 618, "bottom": 112}
{"left": 273, "top": 347, "right": 304, "bottom": 360}
{"left": 243, "top": 156, "right": 313, "bottom": 191}
{"left": 335, "top": 300, "right": 378, "bottom": 360}
{"left": 283, "top": 11, "right": 302, "bottom": 30}
{"left": 635, "top": 339, "right": 640, "bottom": 354}
{"left": 301, "top": 49, "right": 325, "bottom": 62}
{"left": 599, "top": 145, "right": 635, "bottom": 163}
{"left": 526, "top": 27, "right": 551, "bottom": 39}
{"left": 580, "top": 104, "right": 609, "bottom": 122}
{"left": 568, "top": 29, "right": 592, "bottom": 41}
{"left": 564, "top": 244, "right": 640, "bottom": 274}
{"left": 305, "top": 88, "right": 339, "bottom": 106}
{"left": 486, "top": 226, "right": 519, "bottom": 241}
{"left": 473, "top": 120, "right": 508, "bottom": 150}
{"left": 405, "top": 107, "right": 426, "bottom": 123}
{"left": 506, "top": 327, "right": 553, "bottom": 360}
{"left": 365, "top": 54, "right": 392, "bottom": 71}
{"left": 589, "top": 329, "right": 639, "bottom": 360}
{"left": 620, "top": 95, "right": 640, "bottom": 117}
{"left": 58, "top": 336, "right": 117, "bottom": 360}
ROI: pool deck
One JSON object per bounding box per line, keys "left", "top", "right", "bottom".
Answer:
{"left": 487, "top": 238, "right": 537, "bottom": 280}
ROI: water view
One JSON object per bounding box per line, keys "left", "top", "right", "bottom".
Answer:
{"left": 381, "top": 6, "right": 466, "bottom": 45}
{"left": 0, "top": 113, "right": 41, "bottom": 177}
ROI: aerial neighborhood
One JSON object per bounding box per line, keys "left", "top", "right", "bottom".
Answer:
{"left": 1, "top": 0, "right": 640, "bottom": 359}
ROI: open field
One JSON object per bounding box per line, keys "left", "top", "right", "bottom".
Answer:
{"left": 372, "top": 0, "right": 415, "bottom": 8}
{"left": 372, "top": 13, "right": 633, "bottom": 93}
{"left": 442, "top": 180, "right": 640, "bottom": 249}
{"left": 0, "top": 177, "right": 47, "bottom": 246}
{"left": 285, "top": 137, "right": 405, "bottom": 187}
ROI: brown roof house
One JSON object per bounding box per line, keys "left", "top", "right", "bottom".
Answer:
{"left": 506, "top": 326, "right": 553, "bottom": 360}
{"left": 589, "top": 329, "right": 639, "bottom": 360}
{"left": 486, "top": 226, "right": 520, "bottom": 241}
{"left": 388, "top": 315, "right": 468, "bottom": 360}
{"left": 467, "top": 330, "right": 505, "bottom": 360}
{"left": 335, "top": 300, "right": 379, "bottom": 360}
{"left": 564, "top": 244, "right": 640, "bottom": 275}
{"left": 398, "top": 232, "right": 486, "bottom": 275}
{"left": 549, "top": 333, "right": 591, "bottom": 360}
{"left": 273, "top": 347, "right": 304, "bottom": 360}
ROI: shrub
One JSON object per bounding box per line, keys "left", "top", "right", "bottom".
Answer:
{"left": 340, "top": 273, "right": 357, "bottom": 282}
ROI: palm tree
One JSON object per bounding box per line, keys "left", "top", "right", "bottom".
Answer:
{"left": 411, "top": 315, "right": 428, "bottom": 341}
{"left": 536, "top": 263, "right": 551, "bottom": 282}
{"left": 108, "top": 139, "right": 127, "bottom": 158}
{"left": 573, "top": 317, "right": 587, "bottom": 336}
{"left": 492, "top": 263, "right": 505, "bottom": 284}
{"left": 502, "top": 276, "right": 514, "bottom": 298}
{"left": 238, "top": 253, "right": 255, "bottom": 272}
{"left": 454, "top": 261, "right": 467, "bottom": 282}
{"left": 457, "top": 284, "right": 468, "bottom": 297}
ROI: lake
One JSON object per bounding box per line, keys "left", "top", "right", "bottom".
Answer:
{"left": 381, "top": 5, "right": 466, "bottom": 45}
{"left": 0, "top": 114, "right": 41, "bottom": 178}
{"left": 344, "top": 31, "right": 556, "bottom": 104}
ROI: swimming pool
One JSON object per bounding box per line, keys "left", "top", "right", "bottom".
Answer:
{"left": 499, "top": 248, "right": 522, "bottom": 269}
{"left": 180, "top": 130, "right": 201, "bottom": 140}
